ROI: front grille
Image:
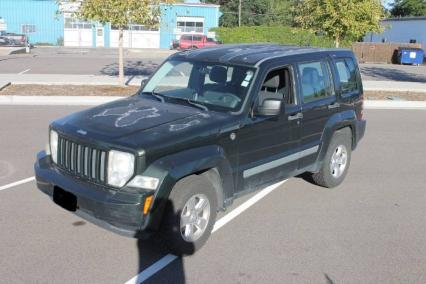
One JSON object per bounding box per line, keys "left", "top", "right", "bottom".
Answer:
{"left": 56, "top": 136, "right": 107, "bottom": 185}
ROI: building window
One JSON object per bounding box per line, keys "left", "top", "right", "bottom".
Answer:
{"left": 110, "top": 24, "right": 158, "bottom": 31}
{"left": 176, "top": 17, "right": 204, "bottom": 33}
{"left": 64, "top": 16, "right": 92, "bottom": 29}
{"left": 22, "top": 24, "right": 36, "bottom": 34}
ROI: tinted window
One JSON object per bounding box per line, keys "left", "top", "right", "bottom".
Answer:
{"left": 181, "top": 35, "right": 192, "bottom": 41}
{"left": 193, "top": 36, "right": 203, "bottom": 41}
{"left": 335, "top": 58, "right": 358, "bottom": 94}
{"left": 298, "top": 61, "right": 333, "bottom": 103}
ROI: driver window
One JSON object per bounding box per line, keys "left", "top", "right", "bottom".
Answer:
{"left": 258, "top": 67, "right": 294, "bottom": 107}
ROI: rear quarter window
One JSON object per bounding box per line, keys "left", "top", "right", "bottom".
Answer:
{"left": 335, "top": 58, "right": 358, "bottom": 94}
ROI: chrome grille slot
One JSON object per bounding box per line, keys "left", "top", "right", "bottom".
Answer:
{"left": 56, "top": 136, "right": 107, "bottom": 185}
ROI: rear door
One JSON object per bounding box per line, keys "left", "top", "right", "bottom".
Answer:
{"left": 296, "top": 57, "right": 338, "bottom": 169}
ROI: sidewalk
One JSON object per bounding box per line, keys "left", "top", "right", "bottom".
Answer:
{"left": 1, "top": 73, "right": 426, "bottom": 93}
{"left": 362, "top": 81, "right": 426, "bottom": 93}
{"left": 0, "top": 74, "right": 145, "bottom": 86}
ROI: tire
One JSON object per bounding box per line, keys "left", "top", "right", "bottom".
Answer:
{"left": 312, "top": 128, "right": 352, "bottom": 188}
{"left": 160, "top": 174, "right": 218, "bottom": 255}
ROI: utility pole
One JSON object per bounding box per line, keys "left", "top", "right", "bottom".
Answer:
{"left": 238, "top": 0, "right": 242, "bottom": 27}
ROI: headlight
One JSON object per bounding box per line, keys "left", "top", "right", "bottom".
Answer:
{"left": 50, "top": 130, "right": 58, "bottom": 164}
{"left": 107, "top": 150, "right": 135, "bottom": 188}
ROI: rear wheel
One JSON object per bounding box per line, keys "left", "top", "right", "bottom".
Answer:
{"left": 160, "top": 174, "right": 217, "bottom": 255}
{"left": 312, "top": 128, "right": 352, "bottom": 188}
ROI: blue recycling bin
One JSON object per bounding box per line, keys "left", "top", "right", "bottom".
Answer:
{"left": 398, "top": 47, "right": 424, "bottom": 65}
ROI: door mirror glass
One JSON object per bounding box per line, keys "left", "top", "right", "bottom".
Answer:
{"left": 256, "top": 99, "right": 282, "bottom": 116}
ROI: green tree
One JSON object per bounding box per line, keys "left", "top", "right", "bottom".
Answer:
{"left": 267, "top": 0, "right": 296, "bottom": 26}
{"left": 294, "top": 0, "right": 384, "bottom": 48}
{"left": 62, "top": 0, "right": 173, "bottom": 85}
{"left": 206, "top": 0, "right": 295, "bottom": 27}
{"left": 391, "top": 0, "right": 426, "bottom": 16}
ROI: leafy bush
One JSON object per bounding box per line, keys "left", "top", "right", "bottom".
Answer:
{"left": 212, "top": 26, "right": 351, "bottom": 48}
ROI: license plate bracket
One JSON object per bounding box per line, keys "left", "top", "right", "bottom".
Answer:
{"left": 53, "top": 187, "right": 77, "bottom": 212}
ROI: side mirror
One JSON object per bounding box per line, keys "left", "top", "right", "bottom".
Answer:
{"left": 255, "top": 99, "right": 282, "bottom": 116}
{"left": 141, "top": 78, "right": 148, "bottom": 87}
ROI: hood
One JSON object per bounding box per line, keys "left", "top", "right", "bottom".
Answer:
{"left": 52, "top": 96, "right": 234, "bottom": 146}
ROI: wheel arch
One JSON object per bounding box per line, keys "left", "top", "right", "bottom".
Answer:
{"left": 312, "top": 111, "right": 356, "bottom": 172}
{"left": 143, "top": 145, "right": 234, "bottom": 231}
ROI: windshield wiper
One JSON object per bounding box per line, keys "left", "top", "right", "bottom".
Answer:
{"left": 185, "top": 99, "right": 209, "bottom": 111}
{"left": 140, "top": 91, "right": 165, "bottom": 103}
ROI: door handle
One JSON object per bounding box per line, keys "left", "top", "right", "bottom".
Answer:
{"left": 288, "top": 112, "right": 303, "bottom": 121}
{"left": 328, "top": 102, "right": 340, "bottom": 109}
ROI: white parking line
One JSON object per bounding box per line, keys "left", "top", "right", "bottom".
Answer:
{"left": 0, "top": 176, "right": 35, "bottom": 192}
{"left": 18, "top": 69, "right": 31, "bottom": 75}
{"left": 125, "top": 179, "right": 288, "bottom": 284}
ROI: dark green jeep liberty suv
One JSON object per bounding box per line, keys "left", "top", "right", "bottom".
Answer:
{"left": 35, "top": 44, "right": 366, "bottom": 255}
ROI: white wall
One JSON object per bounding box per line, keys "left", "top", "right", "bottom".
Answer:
{"left": 64, "top": 29, "right": 93, "bottom": 47}
{"left": 110, "top": 30, "right": 160, "bottom": 49}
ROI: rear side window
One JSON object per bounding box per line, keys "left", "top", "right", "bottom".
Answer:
{"left": 298, "top": 61, "right": 334, "bottom": 103}
{"left": 181, "top": 35, "right": 192, "bottom": 41}
{"left": 193, "top": 36, "right": 202, "bottom": 41}
{"left": 335, "top": 58, "right": 358, "bottom": 94}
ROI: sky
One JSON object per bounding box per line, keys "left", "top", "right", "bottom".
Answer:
{"left": 383, "top": 0, "right": 394, "bottom": 9}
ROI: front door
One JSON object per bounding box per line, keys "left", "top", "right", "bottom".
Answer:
{"left": 96, "top": 26, "right": 104, "bottom": 47}
{"left": 237, "top": 65, "right": 301, "bottom": 193}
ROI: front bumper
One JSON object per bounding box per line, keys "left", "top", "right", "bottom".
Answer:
{"left": 34, "top": 151, "right": 153, "bottom": 238}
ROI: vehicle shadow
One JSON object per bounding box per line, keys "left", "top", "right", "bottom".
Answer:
{"left": 100, "top": 60, "right": 159, "bottom": 77}
{"left": 295, "top": 172, "right": 316, "bottom": 186}
{"left": 134, "top": 200, "right": 195, "bottom": 284}
{"left": 360, "top": 66, "right": 426, "bottom": 83}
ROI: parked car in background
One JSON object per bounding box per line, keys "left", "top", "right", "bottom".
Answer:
{"left": 171, "top": 38, "right": 180, "bottom": 50}
{"left": 178, "top": 34, "right": 221, "bottom": 49}
{"left": 0, "top": 31, "right": 27, "bottom": 46}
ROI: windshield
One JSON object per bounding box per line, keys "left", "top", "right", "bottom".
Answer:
{"left": 141, "top": 60, "right": 255, "bottom": 112}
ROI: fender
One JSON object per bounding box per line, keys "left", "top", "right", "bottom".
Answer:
{"left": 141, "top": 145, "right": 234, "bottom": 231}
{"left": 312, "top": 110, "right": 356, "bottom": 172}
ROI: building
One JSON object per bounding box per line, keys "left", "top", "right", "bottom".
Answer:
{"left": 364, "top": 17, "right": 426, "bottom": 52}
{"left": 0, "top": 0, "right": 64, "bottom": 45}
{"left": 0, "top": 0, "right": 221, "bottom": 48}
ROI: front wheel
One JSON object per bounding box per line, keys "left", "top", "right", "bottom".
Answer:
{"left": 160, "top": 174, "right": 217, "bottom": 255}
{"left": 312, "top": 128, "right": 352, "bottom": 188}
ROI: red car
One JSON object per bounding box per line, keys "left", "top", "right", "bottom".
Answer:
{"left": 178, "top": 34, "right": 220, "bottom": 50}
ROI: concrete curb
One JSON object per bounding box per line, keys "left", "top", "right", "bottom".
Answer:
{"left": 365, "top": 100, "right": 426, "bottom": 110}
{"left": 1, "top": 96, "right": 426, "bottom": 109}
{"left": 0, "top": 81, "right": 11, "bottom": 91}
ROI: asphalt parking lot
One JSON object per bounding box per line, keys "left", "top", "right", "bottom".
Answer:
{"left": 1, "top": 106, "right": 426, "bottom": 283}
{"left": 1, "top": 47, "right": 426, "bottom": 82}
